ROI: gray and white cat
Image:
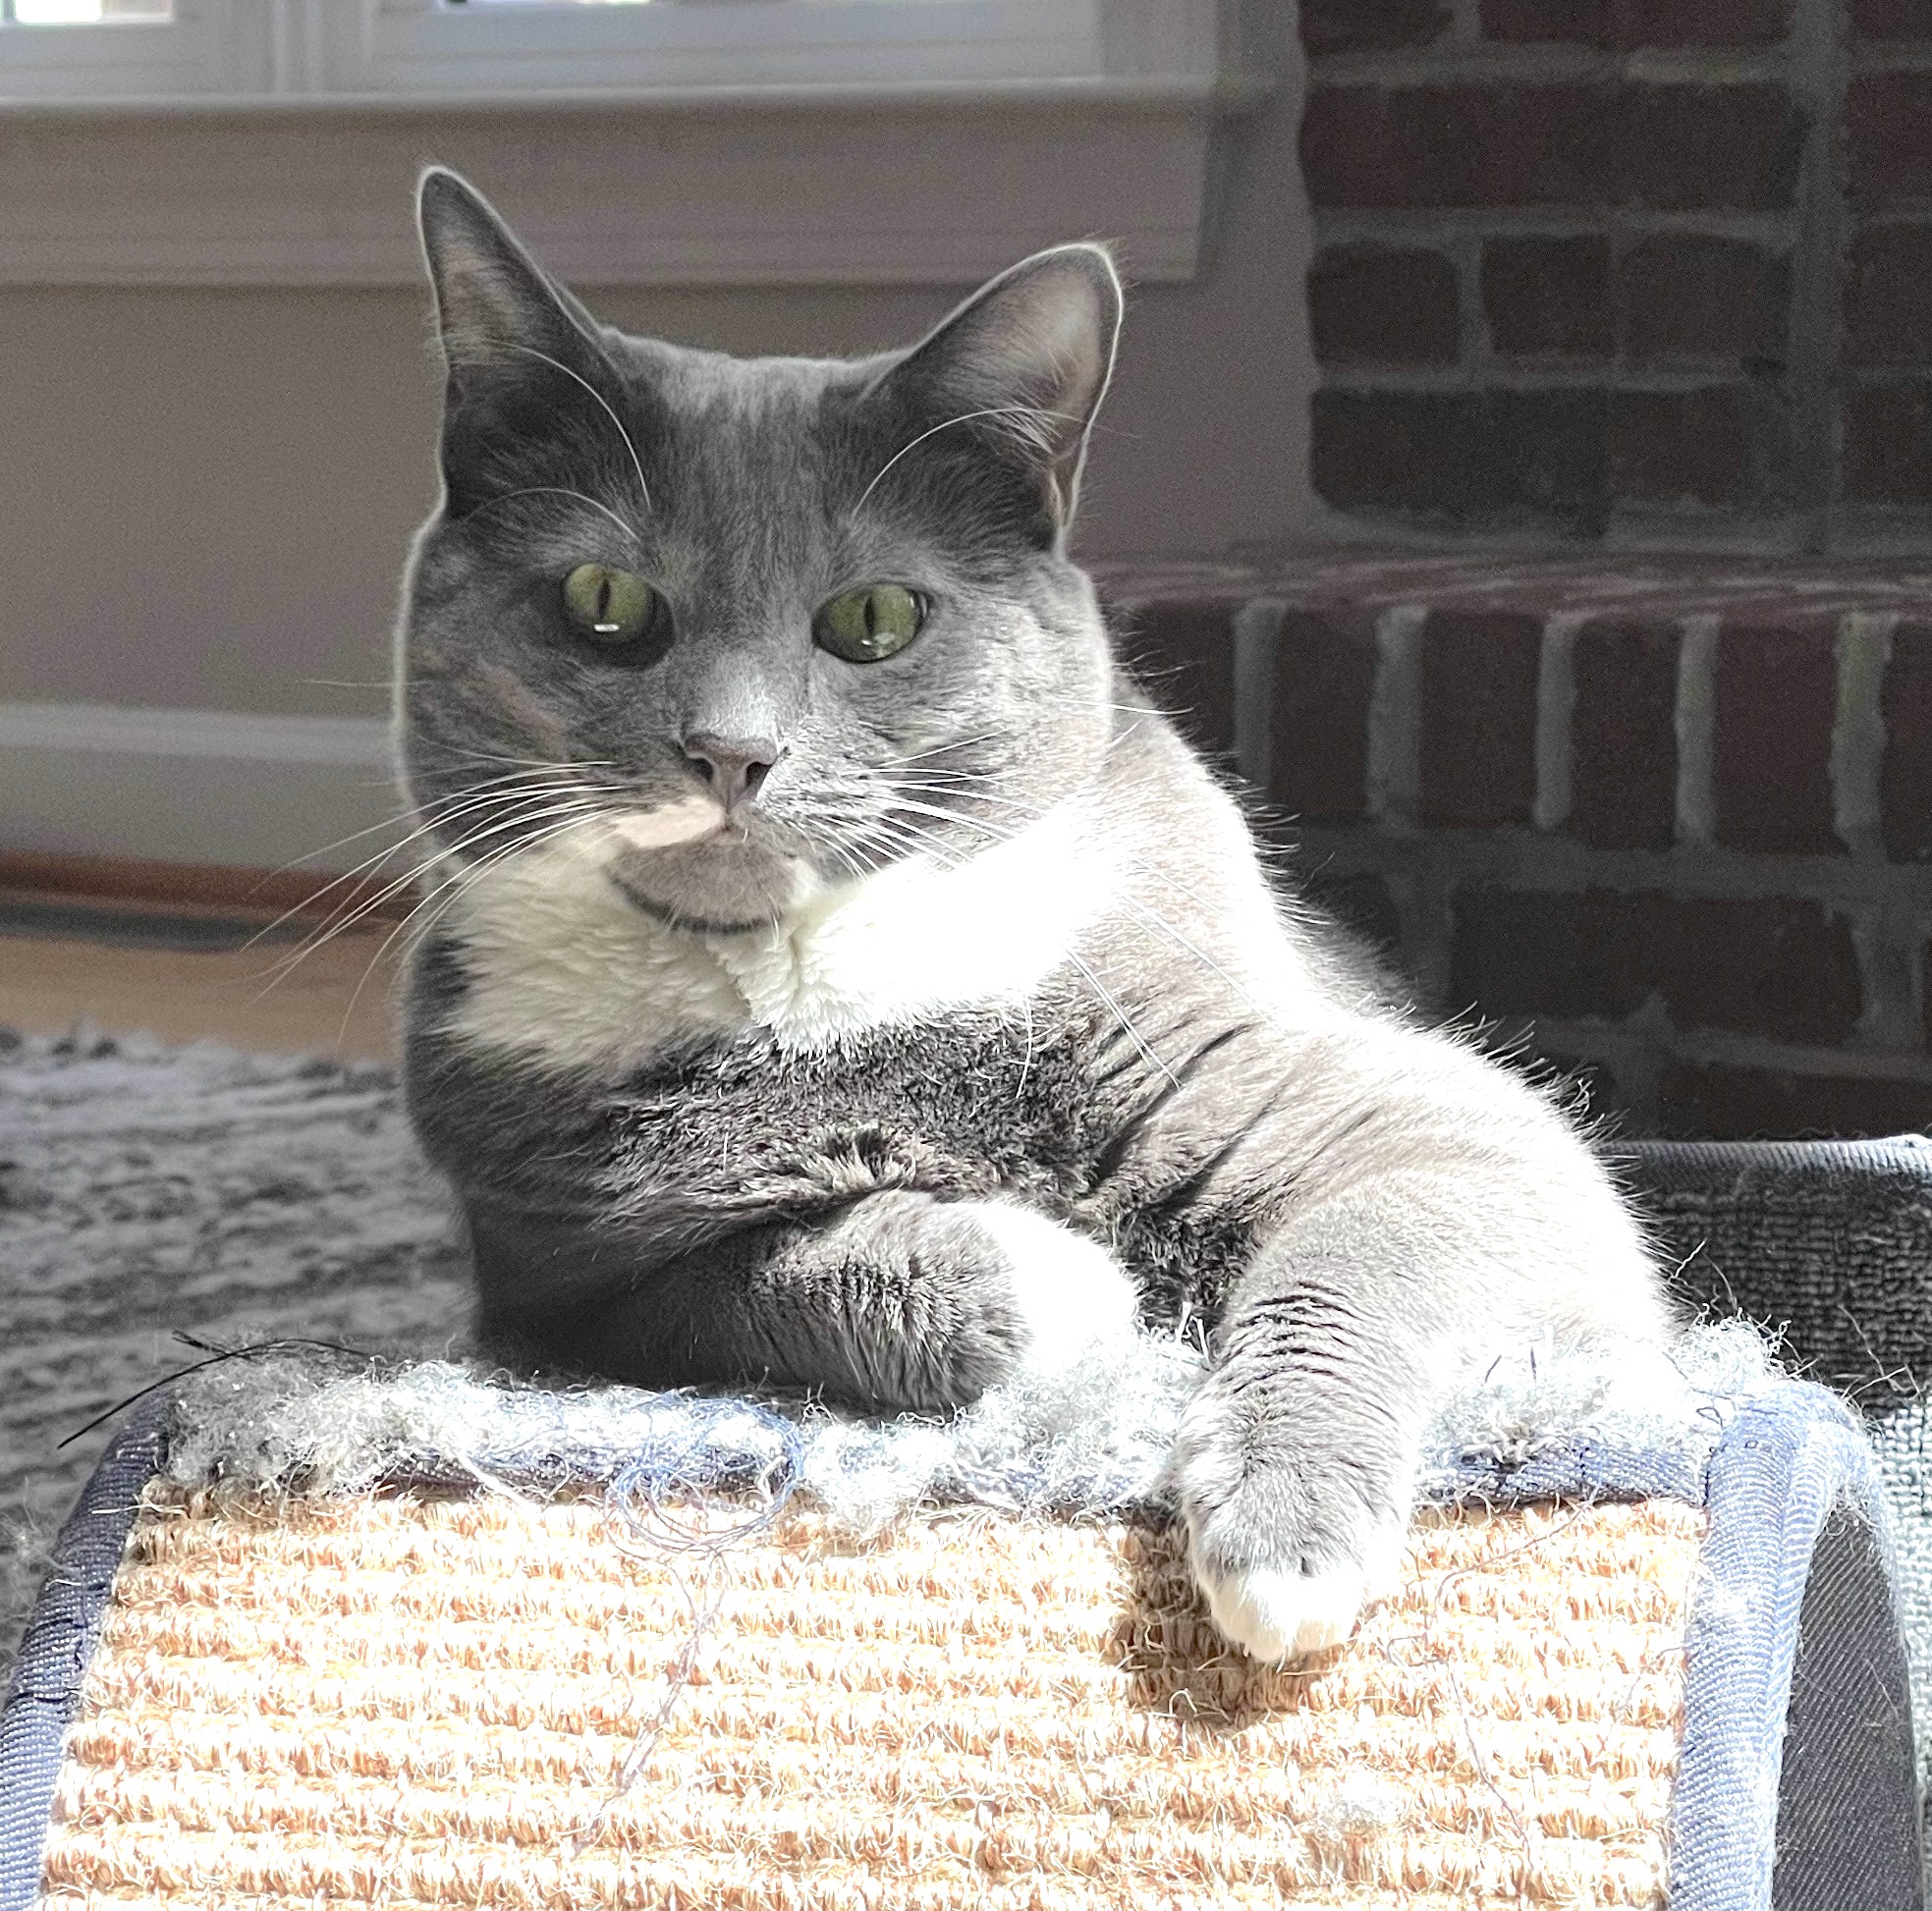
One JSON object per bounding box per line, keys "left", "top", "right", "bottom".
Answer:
{"left": 396, "top": 169, "right": 1669, "bottom": 1662}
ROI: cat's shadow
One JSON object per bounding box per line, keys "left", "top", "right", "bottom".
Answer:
{"left": 1105, "top": 1520, "right": 1333, "bottom": 1732}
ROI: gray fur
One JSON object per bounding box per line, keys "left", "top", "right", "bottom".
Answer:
{"left": 395, "top": 170, "right": 1670, "bottom": 1659}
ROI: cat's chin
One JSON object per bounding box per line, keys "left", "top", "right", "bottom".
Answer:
{"left": 605, "top": 837, "right": 811, "bottom": 937}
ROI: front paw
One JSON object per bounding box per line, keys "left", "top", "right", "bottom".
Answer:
{"left": 810, "top": 1196, "right": 1134, "bottom": 1413}
{"left": 964, "top": 1202, "right": 1138, "bottom": 1377}
{"left": 1171, "top": 1375, "right": 1408, "bottom": 1663}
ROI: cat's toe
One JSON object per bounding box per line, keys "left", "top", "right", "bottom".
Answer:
{"left": 1173, "top": 1376, "right": 1408, "bottom": 1663}
{"left": 965, "top": 1203, "right": 1138, "bottom": 1373}
{"left": 1190, "top": 1553, "right": 1385, "bottom": 1663}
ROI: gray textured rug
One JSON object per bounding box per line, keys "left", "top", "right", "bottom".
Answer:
{"left": 0, "top": 1026, "right": 468, "bottom": 1683}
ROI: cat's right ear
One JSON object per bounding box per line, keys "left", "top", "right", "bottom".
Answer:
{"left": 415, "top": 168, "right": 616, "bottom": 514}
{"left": 417, "top": 167, "right": 602, "bottom": 375}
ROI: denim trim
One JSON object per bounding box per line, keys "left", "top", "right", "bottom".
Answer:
{"left": 7, "top": 1377, "right": 1912, "bottom": 1911}
{"left": 1667, "top": 1383, "right": 1891, "bottom": 1911}
{"left": 0, "top": 1395, "right": 167, "bottom": 1911}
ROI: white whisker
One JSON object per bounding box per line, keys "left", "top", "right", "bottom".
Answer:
{"left": 256, "top": 790, "right": 619, "bottom": 989}
{"left": 853, "top": 406, "right": 1082, "bottom": 517}
{"left": 490, "top": 342, "right": 652, "bottom": 516}
{"left": 466, "top": 486, "right": 643, "bottom": 550}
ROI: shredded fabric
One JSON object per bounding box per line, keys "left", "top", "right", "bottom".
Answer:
{"left": 163, "top": 1320, "right": 1783, "bottom": 1528}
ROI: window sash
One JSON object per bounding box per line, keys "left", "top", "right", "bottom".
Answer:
{"left": 0, "top": 0, "right": 268, "bottom": 101}
{"left": 0, "top": 0, "right": 1217, "bottom": 108}
{"left": 331, "top": 0, "right": 1105, "bottom": 97}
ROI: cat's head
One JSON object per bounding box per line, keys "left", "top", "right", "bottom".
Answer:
{"left": 398, "top": 168, "right": 1123, "bottom": 936}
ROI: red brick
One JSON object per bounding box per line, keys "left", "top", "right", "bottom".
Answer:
{"left": 1612, "top": 0, "right": 1791, "bottom": 42}
{"left": 1881, "top": 622, "right": 1932, "bottom": 859}
{"left": 1619, "top": 238, "right": 1790, "bottom": 362}
{"left": 1482, "top": 0, "right": 1790, "bottom": 42}
{"left": 1271, "top": 610, "right": 1378, "bottom": 821}
{"left": 1309, "top": 247, "right": 1460, "bottom": 367}
{"left": 1419, "top": 612, "right": 1543, "bottom": 828}
{"left": 1299, "top": 868, "right": 1406, "bottom": 956}
{"left": 1845, "top": 383, "right": 1932, "bottom": 503}
{"left": 1623, "top": 85, "right": 1803, "bottom": 212}
{"left": 1711, "top": 621, "right": 1841, "bottom": 853}
{"left": 1480, "top": 0, "right": 1608, "bottom": 39}
{"left": 1451, "top": 889, "right": 1862, "bottom": 1042}
{"left": 1518, "top": 1049, "right": 1630, "bottom": 1123}
{"left": 1850, "top": 0, "right": 1932, "bottom": 34}
{"left": 1609, "top": 388, "right": 1753, "bottom": 507}
{"left": 1312, "top": 392, "right": 1445, "bottom": 510}
{"left": 1302, "top": 84, "right": 1798, "bottom": 219}
{"left": 1848, "top": 74, "right": 1932, "bottom": 210}
{"left": 1844, "top": 227, "right": 1932, "bottom": 364}
{"left": 1452, "top": 889, "right": 1638, "bottom": 1023}
{"left": 1121, "top": 605, "right": 1235, "bottom": 753}
{"left": 1302, "top": 0, "right": 1451, "bottom": 52}
{"left": 1569, "top": 620, "right": 1680, "bottom": 849}
{"left": 1655, "top": 901, "right": 1860, "bottom": 1043}
{"left": 1300, "top": 83, "right": 1616, "bottom": 210}
{"left": 1659, "top": 1064, "right": 1930, "bottom": 1140}
{"left": 1312, "top": 389, "right": 1610, "bottom": 533}
{"left": 1482, "top": 238, "right": 1613, "bottom": 356}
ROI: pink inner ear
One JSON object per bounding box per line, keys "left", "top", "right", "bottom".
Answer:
{"left": 988, "top": 269, "right": 1109, "bottom": 401}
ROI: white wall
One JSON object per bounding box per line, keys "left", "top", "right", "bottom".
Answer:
{"left": 0, "top": 59, "right": 1312, "bottom": 865}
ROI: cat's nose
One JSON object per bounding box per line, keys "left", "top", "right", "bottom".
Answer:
{"left": 682, "top": 733, "right": 780, "bottom": 809}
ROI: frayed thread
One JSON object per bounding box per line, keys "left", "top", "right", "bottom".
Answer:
{"left": 161, "top": 1321, "right": 1783, "bottom": 1532}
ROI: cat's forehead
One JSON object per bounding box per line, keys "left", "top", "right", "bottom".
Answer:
{"left": 603, "top": 332, "right": 876, "bottom": 421}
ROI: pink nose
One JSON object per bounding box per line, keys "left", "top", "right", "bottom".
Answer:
{"left": 682, "top": 734, "right": 779, "bottom": 809}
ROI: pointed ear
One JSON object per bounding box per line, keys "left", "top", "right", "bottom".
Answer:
{"left": 415, "top": 169, "right": 630, "bottom": 517}
{"left": 868, "top": 243, "right": 1123, "bottom": 529}
{"left": 416, "top": 166, "right": 603, "bottom": 372}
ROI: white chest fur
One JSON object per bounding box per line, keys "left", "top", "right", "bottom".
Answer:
{"left": 437, "top": 799, "right": 1120, "bottom": 1067}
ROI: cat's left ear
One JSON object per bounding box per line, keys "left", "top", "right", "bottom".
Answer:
{"left": 869, "top": 244, "right": 1123, "bottom": 528}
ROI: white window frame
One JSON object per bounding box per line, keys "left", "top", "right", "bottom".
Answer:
{"left": 0, "top": 0, "right": 1279, "bottom": 287}
{"left": 315, "top": 0, "right": 1120, "bottom": 103}
{"left": 0, "top": 0, "right": 267, "bottom": 103}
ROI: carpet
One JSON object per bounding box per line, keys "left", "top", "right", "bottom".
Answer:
{"left": 0, "top": 1026, "right": 467, "bottom": 1686}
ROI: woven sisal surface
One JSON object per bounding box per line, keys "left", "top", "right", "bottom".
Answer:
{"left": 41, "top": 1489, "right": 1704, "bottom": 1911}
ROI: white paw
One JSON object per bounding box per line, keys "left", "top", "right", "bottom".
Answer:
{"left": 1190, "top": 1529, "right": 1405, "bottom": 1664}
{"left": 964, "top": 1203, "right": 1137, "bottom": 1373}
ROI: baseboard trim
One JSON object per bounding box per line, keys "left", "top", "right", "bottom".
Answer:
{"left": 0, "top": 701, "right": 392, "bottom": 766}
{"left": 0, "top": 700, "right": 402, "bottom": 872}
{"left": 0, "top": 849, "right": 410, "bottom": 922}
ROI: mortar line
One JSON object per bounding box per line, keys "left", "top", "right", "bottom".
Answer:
{"left": 1534, "top": 613, "right": 1588, "bottom": 836}
{"left": 1367, "top": 604, "right": 1427, "bottom": 833}
{"left": 1674, "top": 617, "right": 1721, "bottom": 849}
{"left": 1785, "top": 0, "right": 1850, "bottom": 552}
{"left": 1230, "top": 599, "right": 1286, "bottom": 791}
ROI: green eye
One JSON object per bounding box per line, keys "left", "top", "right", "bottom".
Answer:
{"left": 814, "top": 584, "right": 925, "bottom": 663}
{"left": 563, "top": 564, "right": 665, "bottom": 647}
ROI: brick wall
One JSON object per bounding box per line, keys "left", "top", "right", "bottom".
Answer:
{"left": 1299, "top": 0, "right": 1932, "bottom": 549}
{"left": 1100, "top": 554, "right": 1932, "bottom": 1141}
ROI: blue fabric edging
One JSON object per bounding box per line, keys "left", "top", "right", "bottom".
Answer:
{"left": 0, "top": 1394, "right": 169, "bottom": 1911}
{"left": 1, "top": 1375, "right": 1909, "bottom": 1911}
{"left": 1667, "top": 1382, "right": 1892, "bottom": 1911}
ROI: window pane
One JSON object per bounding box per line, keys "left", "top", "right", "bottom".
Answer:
{"left": 7, "top": 0, "right": 173, "bottom": 21}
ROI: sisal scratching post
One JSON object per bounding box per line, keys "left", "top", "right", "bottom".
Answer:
{"left": 39, "top": 1488, "right": 1702, "bottom": 1911}
{"left": 3, "top": 1340, "right": 1917, "bottom": 1911}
